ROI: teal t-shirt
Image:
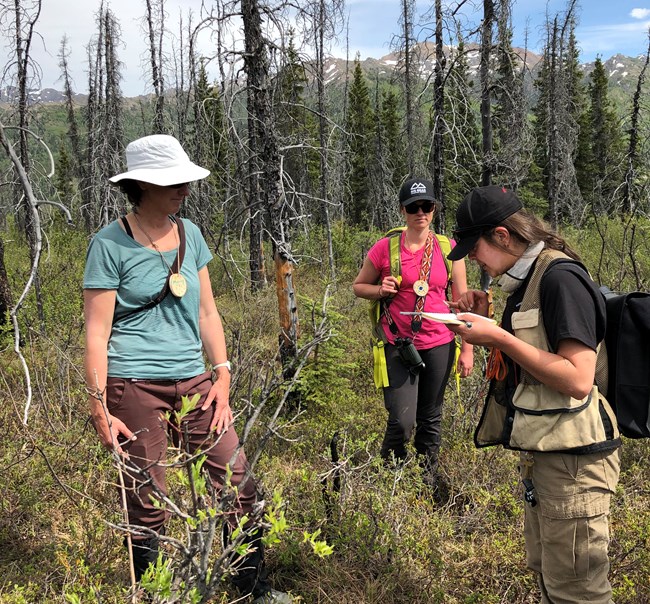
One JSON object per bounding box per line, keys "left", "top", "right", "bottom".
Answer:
{"left": 83, "top": 218, "right": 213, "bottom": 379}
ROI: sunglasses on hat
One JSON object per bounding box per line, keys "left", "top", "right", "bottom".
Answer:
{"left": 405, "top": 201, "right": 435, "bottom": 214}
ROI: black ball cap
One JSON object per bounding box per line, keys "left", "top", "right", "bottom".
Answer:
{"left": 447, "top": 185, "right": 522, "bottom": 261}
{"left": 399, "top": 178, "right": 436, "bottom": 206}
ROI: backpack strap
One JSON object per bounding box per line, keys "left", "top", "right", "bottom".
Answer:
{"left": 173, "top": 215, "right": 186, "bottom": 269}
{"left": 112, "top": 215, "right": 186, "bottom": 326}
{"left": 434, "top": 234, "right": 452, "bottom": 283}
{"left": 388, "top": 231, "right": 402, "bottom": 279}
{"left": 518, "top": 251, "right": 602, "bottom": 389}
{"left": 380, "top": 229, "right": 405, "bottom": 338}
{"left": 121, "top": 215, "right": 134, "bottom": 239}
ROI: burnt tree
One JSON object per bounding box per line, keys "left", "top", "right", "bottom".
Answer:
{"left": 430, "top": 0, "right": 446, "bottom": 229}
{"left": 479, "top": 0, "right": 495, "bottom": 186}
{"left": 242, "top": 0, "right": 299, "bottom": 368}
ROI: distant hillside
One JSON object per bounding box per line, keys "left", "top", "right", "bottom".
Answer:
{"left": 0, "top": 85, "right": 87, "bottom": 105}
{"left": 1, "top": 45, "right": 646, "bottom": 106}
{"left": 319, "top": 44, "right": 646, "bottom": 116}
{"left": 585, "top": 53, "right": 648, "bottom": 88}
{"left": 322, "top": 42, "right": 543, "bottom": 86}
{"left": 324, "top": 43, "right": 646, "bottom": 96}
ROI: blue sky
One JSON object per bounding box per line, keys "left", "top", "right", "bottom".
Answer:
{"left": 340, "top": 0, "right": 650, "bottom": 62}
{"left": 23, "top": 0, "right": 650, "bottom": 97}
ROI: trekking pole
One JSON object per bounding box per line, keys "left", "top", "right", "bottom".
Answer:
{"left": 118, "top": 464, "right": 138, "bottom": 603}
{"left": 90, "top": 370, "right": 138, "bottom": 603}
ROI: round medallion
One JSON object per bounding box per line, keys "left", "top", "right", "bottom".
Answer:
{"left": 413, "top": 280, "right": 429, "bottom": 297}
{"left": 169, "top": 273, "right": 187, "bottom": 297}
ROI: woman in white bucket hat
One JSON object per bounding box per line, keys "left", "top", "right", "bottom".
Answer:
{"left": 83, "top": 135, "right": 292, "bottom": 603}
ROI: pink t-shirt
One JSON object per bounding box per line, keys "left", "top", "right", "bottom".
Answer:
{"left": 367, "top": 232, "right": 456, "bottom": 350}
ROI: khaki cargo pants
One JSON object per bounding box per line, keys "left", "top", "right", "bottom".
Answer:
{"left": 521, "top": 448, "right": 620, "bottom": 604}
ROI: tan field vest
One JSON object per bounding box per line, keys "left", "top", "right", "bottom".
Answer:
{"left": 475, "top": 250, "right": 620, "bottom": 452}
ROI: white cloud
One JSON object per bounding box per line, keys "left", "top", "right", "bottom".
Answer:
{"left": 573, "top": 19, "right": 650, "bottom": 58}
{"left": 630, "top": 8, "right": 650, "bottom": 19}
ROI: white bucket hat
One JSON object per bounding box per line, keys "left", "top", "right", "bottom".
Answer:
{"left": 109, "top": 135, "right": 210, "bottom": 186}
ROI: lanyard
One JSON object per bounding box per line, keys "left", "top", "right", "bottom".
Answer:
{"left": 383, "top": 231, "right": 434, "bottom": 336}
{"left": 411, "top": 232, "right": 434, "bottom": 333}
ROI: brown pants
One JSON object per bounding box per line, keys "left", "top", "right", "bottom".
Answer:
{"left": 106, "top": 371, "right": 259, "bottom": 533}
{"left": 522, "top": 448, "right": 620, "bottom": 604}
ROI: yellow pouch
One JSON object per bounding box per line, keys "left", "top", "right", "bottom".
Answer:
{"left": 373, "top": 339, "right": 390, "bottom": 389}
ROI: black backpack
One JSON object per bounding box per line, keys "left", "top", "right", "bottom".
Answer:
{"left": 598, "top": 287, "right": 650, "bottom": 439}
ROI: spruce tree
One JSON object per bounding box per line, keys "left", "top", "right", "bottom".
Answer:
{"left": 577, "top": 56, "right": 625, "bottom": 211}
{"left": 527, "top": 44, "right": 554, "bottom": 210}
{"left": 622, "top": 37, "right": 650, "bottom": 213}
{"left": 346, "top": 59, "right": 375, "bottom": 227}
{"left": 54, "top": 144, "right": 76, "bottom": 206}
{"left": 564, "top": 22, "right": 585, "bottom": 127}
{"left": 568, "top": 21, "right": 591, "bottom": 199}
{"left": 380, "top": 89, "right": 406, "bottom": 193}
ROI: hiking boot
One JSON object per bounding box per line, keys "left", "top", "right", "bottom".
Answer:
{"left": 252, "top": 588, "right": 293, "bottom": 603}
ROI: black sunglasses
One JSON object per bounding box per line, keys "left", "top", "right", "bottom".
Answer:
{"left": 405, "top": 201, "right": 435, "bottom": 214}
{"left": 166, "top": 182, "right": 189, "bottom": 189}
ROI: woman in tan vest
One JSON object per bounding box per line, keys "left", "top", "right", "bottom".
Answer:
{"left": 446, "top": 185, "right": 620, "bottom": 604}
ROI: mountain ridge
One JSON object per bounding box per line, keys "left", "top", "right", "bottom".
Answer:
{"left": 1, "top": 46, "right": 645, "bottom": 105}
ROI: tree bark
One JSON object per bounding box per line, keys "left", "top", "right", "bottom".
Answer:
{"left": 315, "top": 0, "right": 336, "bottom": 281}
{"left": 431, "top": 0, "right": 446, "bottom": 229}
{"left": 145, "top": 0, "right": 165, "bottom": 132}
{"left": 479, "top": 0, "right": 494, "bottom": 186}
{"left": 401, "top": 0, "right": 415, "bottom": 175}
{"left": 242, "top": 0, "right": 299, "bottom": 366}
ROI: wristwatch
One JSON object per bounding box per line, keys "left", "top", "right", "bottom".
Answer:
{"left": 211, "top": 361, "right": 231, "bottom": 372}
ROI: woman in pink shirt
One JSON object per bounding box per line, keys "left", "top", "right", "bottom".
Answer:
{"left": 353, "top": 178, "right": 473, "bottom": 496}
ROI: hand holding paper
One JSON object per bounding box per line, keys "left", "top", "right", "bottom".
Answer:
{"left": 400, "top": 311, "right": 496, "bottom": 326}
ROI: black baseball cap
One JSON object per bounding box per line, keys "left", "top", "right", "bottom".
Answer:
{"left": 447, "top": 185, "right": 522, "bottom": 261}
{"left": 399, "top": 178, "right": 436, "bottom": 206}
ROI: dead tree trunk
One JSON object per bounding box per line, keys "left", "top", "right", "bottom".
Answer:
{"left": 479, "top": 0, "right": 494, "bottom": 186}
{"left": 9, "top": 0, "right": 45, "bottom": 332}
{"left": 145, "top": 0, "right": 165, "bottom": 132}
{"left": 58, "top": 37, "right": 85, "bottom": 183}
{"left": 242, "top": 0, "right": 299, "bottom": 368}
{"left": 431, "top": 0, "right": 446, "bottom": 230}
{"left": 401, "top": 0, "right": 416, "bottom": 175}
{"left": 547, "top": 17, "right": 559, "bottom": 228}
{"left": 242, "top": 0, "right": 268, "bottom": 290}
{"left": 315, "top": 0, "right": 335, "bottom": 281}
